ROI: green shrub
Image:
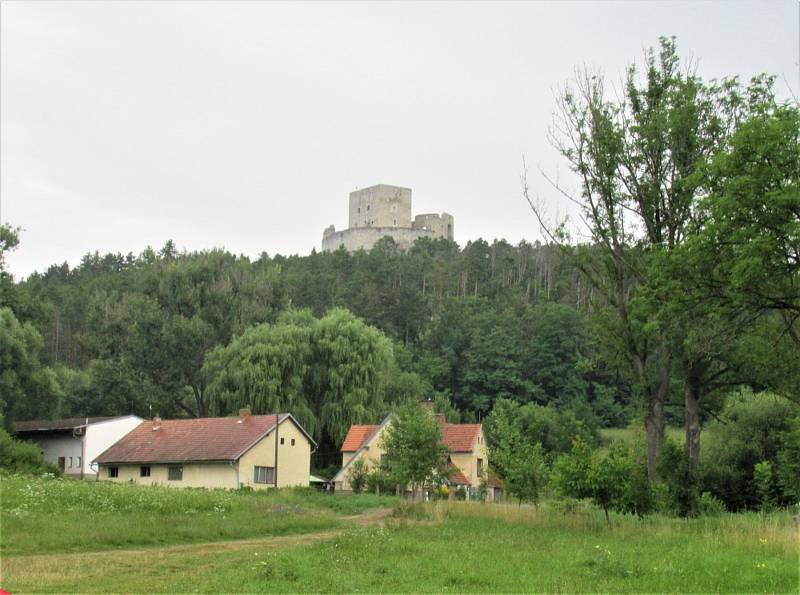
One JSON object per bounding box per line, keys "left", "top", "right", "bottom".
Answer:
{"left": 754, "top": 461, "right": 775, "bottom": 512}
{"left": 658, "top": 438, "right": 698, "bottom": 516}
{"left": 347, "top": 458, "right": 369, "bottom": 494}
{"left": 553, "top": 438, "right": 652, "bottom": 522}
{"left": 699, "top": 390, "right": 800, "bottom": 510}
{"left": 696, "top": 492, "right": 727, "bottom": 516}
{"left": 0, "top": 423, "right": 54, "bottom": 475}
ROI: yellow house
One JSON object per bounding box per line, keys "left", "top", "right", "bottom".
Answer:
{"left": 333, "top": 411, "right": 502, "bottom": 500}
{"left": 93, "top": 411, "right": 314, "bottom": 489}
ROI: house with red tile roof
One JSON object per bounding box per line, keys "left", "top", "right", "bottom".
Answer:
{"left": 93, "top": 410, "right": 315, "bottom": 489}
{"left": 333, "top": 404, "right": 502, "bottom": 500}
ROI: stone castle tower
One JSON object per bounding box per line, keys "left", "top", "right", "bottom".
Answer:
{"left": 322, "top": 184, "right": 454, "bottom": 252}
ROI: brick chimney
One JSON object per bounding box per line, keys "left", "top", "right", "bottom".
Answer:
{"left": 152, "top": 416, "right": 161, "bottom": 431}
{"left": 420, "top": 400, "right": 436, "bottom": 413}
{"left": 239, "top": 408, "right": 251, "bottom": 418}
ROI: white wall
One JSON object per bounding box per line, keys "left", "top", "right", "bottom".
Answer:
{"left": 35, "top": 434, "right": 83, "bottom": 475}
{"left": 84, "top": 415, "right": 143, "bottom": 476}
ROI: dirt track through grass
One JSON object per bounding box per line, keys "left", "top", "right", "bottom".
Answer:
{"left": 1, "top": 507, "right": 393, "bottom": 593}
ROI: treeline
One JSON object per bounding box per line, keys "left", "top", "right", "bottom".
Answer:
{"left": 1, "top": 231, "right": 634, "bottom": 468}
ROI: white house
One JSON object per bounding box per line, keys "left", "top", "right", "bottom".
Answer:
{"left": 14, "top": 416, "right": 143, "bottom": 478}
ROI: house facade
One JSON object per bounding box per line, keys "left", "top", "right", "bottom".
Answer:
{"left": 333, "top": 411, "right": 502, "bottom": 500}
{"left": 14, "top": 416, "right": 143, "bottom": 478}
{"left": 93, "top": 411, "right": 314, "bottom": 489}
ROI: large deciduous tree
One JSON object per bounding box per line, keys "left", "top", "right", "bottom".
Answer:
{"left": 529, "top": 37, "right": 762, "bottom": 479}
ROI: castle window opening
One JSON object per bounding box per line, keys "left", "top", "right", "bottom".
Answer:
{"left": 357, "top": 207, "right": 360, "bottom": 214}
{"left": 367, "top": 205, "right": 370, "bottom": 211}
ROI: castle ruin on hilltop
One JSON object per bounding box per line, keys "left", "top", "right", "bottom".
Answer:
{"left": 321, "top": 184, "right": 454, "bottom": 252}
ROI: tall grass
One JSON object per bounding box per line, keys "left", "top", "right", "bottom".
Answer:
{"left": 0, "top": 474, "right": 393, "bottom": 555}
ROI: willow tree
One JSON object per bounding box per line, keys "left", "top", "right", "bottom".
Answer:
{"left": 528, "top": 38, "right": 751, "bottom": 479}
{"left": 204, "top": 307, "right": 394, "bottom": 447}
{"left": 203, "top": 310, "right": 316, "bottom": 432}
{"left": 309, "top": 307, "right": 394, "bottom": 445}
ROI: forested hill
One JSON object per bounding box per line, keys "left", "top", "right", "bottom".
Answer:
{"left": 2, "top": 236, "right": 635, "bottom": 462}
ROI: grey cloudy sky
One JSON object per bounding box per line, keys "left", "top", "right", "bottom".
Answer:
{"left": 2, "top": 1, "right": 798, "bottom": 277}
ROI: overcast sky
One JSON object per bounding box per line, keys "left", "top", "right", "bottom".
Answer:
{"left": 2, "top": 1, "right": 798, "bottom": 278}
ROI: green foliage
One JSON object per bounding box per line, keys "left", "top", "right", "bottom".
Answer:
{"left": 656, "top": 438, "right": 698, "bottom": 516}
{"left": 753, "top": 461, "right": 775, "bottom": 513}
{"left": 486, "top": 398, "right": 600, "bottom": 458}
{"left": 486, "top": 398, "right": 549, "bottom": 505}
{"left": 699, "top": 390, "right": 800, "bottom": 510}
{"left": 775, "top": 418, "right": 800, "bottom": 502}
{"left": 554, "top": 438, "right": 653, "bottom": 521}
{"left": 0, "top": 423, "right": 54, "bottom": 474}
{"left": 204, "top": 308, "right": 396, "bottom": 451}
{"left": 696, "top": 492, "right": 727, "bottom": 516}
{"left": 380, "top": 403, "right": 449, "bottom": 496}
{"left": 0, "top": 307, "right": 63, "bottom": 422}
{"left": 346, "top": 458, "right": 369, "bottom": 494}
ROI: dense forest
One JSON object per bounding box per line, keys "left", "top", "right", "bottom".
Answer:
{"left": 1, "top": 38, "right": 798, "bottom": 510}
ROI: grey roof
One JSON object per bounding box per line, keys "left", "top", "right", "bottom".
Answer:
{"left": 14, "top": 416, "right": 117, "bottom": 432}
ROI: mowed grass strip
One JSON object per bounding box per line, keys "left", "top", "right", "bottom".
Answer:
{"left": 5, "top": 501, "right": 796, "bottom": 593}
{"left": 0, "top": 474, "right": 395, "bottom": 555}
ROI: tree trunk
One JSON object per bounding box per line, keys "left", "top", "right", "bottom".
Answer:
{"left": 645, "top": 400, "right": 665, "bottom": 482}
{"left": 684, "top": 382, "right": 701, "bottom": 474}
{"left": 635, "top": 355, "right": 669, "bottom": 482}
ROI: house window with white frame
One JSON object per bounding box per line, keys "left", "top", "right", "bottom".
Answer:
{"left": 254, "top": 466, "right": 274, "bottom": 484}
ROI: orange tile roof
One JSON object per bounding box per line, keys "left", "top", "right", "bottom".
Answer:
{"left": 442, "top": 424, "right": 481, "bottom": 452}
{"left": 487, "top": 470, "right": 504, "bottom": 488}
{"left": 340, "top": 421, "right": 480, "bottom": 453}
{"left": 340, "top": 424, "right": 380, "bottom": 452}
{"left": 447, "top": 463, "right": 470, "bottom": 485}
{"left": 94, "top": 414, "right": 303, "bottom": 464}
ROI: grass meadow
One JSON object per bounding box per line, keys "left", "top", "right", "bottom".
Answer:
{"left": 0, "top": 474, "right": 394, "bottom": 555}
{"left": 1, "top": 476, "right": 797, "bottom": 593}
{"left": 144, "top": 502, "right": 797, "bottom": 594}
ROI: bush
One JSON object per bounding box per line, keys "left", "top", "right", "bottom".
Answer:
{"left": 0, "top": 423, "right": 54, "bottom": 475}
{"left": 696, "top": 492, "right": 726, "bottom": 516}
{"left": 347, "top": 458, "right": 369, "bottom": 494}
{"left": 658, "top": 439, "right": 698, "bottom": 516}
{"left": 553, "top": 438, "right": 652, "bottom": 522}
{"left": 699, "top": 390, "right": 800, "bottom": 511}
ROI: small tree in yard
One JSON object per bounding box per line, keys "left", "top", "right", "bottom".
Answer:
{"left": 554, "top": 438, "right": 651, "bottom": 524}
{"left": 381, "top": 403, "right": 449, "bottom": 500}
{"left": 347, "top": 458, "right": 369, "bottom": 494}
{"left": 488, "top": 399, "right": 549, "bottom": 507}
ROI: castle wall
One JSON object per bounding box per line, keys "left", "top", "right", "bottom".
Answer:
{"left": 322, "top": 227, "right": 438, "bottom": 253}
{"left": 412, "top": 213, "right": 454, "bottom": 240}
{"left": 322, "top": 184, "right": 453, "bottom": 253}
{"left": 348, "top": 185, "right": 412, "bottom": 229}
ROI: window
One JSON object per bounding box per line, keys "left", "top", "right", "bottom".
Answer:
{"left": 291, "top": 438, "right": 295, "bottom": 446}
{"left": 108, "top": 466, "right": 119, "bottom": 478}
{"left": 68, "top": 457, "right": 73, "bottom": 468}
{"left": 367, "top": 205, "right": 370, "bottom": 211}
{"left": 477, "top": 458, "right": 484, "bottom": 476}
{"left": 280, "top": 437, "right": 285, "bottom": 445}
{"left": 77, "top": 456, "right": 81, "bottom": 468}
{"left": 168, "top": 466, "right": 183, "bottom": 481}
{"left": 357, "top": 207, "right": 360, "bottom": 213}
{"left": 254, "top": 466, "right": 274, "bottom": 484}
{"left": 393, "top": 219, "right": 397, "bottom": 226}
{"left": 140, "top": 466, "right": 151, "bottom": 477}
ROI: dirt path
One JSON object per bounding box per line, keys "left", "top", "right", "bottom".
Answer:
{"left": 1, "top": 507, "right": 394, "bottom": 591}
